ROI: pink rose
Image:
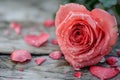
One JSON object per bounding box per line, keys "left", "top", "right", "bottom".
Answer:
{"left": 55, "top": 3, "right": 118, "bottom": 70}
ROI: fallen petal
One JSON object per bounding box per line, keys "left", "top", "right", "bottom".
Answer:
{"left": 35, "top": 58, "right": 46, "bottom": 65}
{"left": 106, "top": 56, "right": 119, "bottom": 65}
{"left": 18, "top": 67, "right": 24, "bottom": 72}
{"left": 10, "top": 22, "right": 22, "bottom": 35}
{"left": 90, "top": 66, "right": 119, "bottom": 80}
{"left": 51, "top": 39, "right": 58, "bottom": 45}
{"left": 24, "top": 32, "right": 49, "bottom": 47}
{"left": 49, "top": 51, "right": 62, "bottom": 60}
{"left": 74, "top": 71, "right": 82, "bottom": 78}
{"left": 44, "top": 19, "right": 55, "bottom": 27}
{"left": 10, "top": 50, "right": 32, "bottom": 62}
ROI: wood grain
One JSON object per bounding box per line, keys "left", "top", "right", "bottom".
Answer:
{"left": 0, "top": 56, "right": 120, "bottom": 80}
{"left": 0, "top": 0, "right": 120, "bottom": 80}
{"left": 0, "top": 22, "right": 60, "bottom": 55}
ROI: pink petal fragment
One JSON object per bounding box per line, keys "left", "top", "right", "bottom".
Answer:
{"left": 74, "top": 71, "right": 82, "bottom": 78}
{"left": 18, "top": 67, "right": 24, "bottom": 72}
{"left": 38, "top": 32, "right": 49, "bottom": 45}
{"left": 117, "top": 51, "right": 120, "bottom": 56}
{"left": 24, "top": 35, "right": 39, "bottom": 47}
{"left": 49, "top": 51, "right": 62, "bottom": 60}
{"left": 51, "top": 39, "right": 58, "bottom": 45}
{"left": 63, "top": 70, "right": 67, "bottom": 74}
{"left": 44, "top": 19, "right": 55, "bottom": 27}
{"left": 4, "top": 29, "right": 11, "bottom": 36}
{"left": 35, "top": 58, "right": 46, "bottom": 65}
{"left": 90, "top": 66, "right": 119, "bottom": 80}
{"left": 10, "top": 22, "right": 22, "bottom": 35}
{"left": 10, "top": 50, "right": 32, "bottom": 62}
{"left": 106, "top": 56, "right": 119, "bottom": 65}
{"left": 24, "top": 32, "right": 49, "bottom": 47}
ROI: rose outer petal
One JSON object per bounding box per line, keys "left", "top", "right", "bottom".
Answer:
{"left": 55, "top": 3, "right": 89, "bottom": 27}
{"left": 91, "top": 8, "right": 118, "bottom": 46}
{"left": 10, "top": 22, "right": 22, "bottom": 35}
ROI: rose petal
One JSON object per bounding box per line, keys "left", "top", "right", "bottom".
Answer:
{"left": 44, "top": 19, "right": 55, "bottom": 27}
{"left": 35, "top": 58, "right": 46, "bottom": 65}
{"left": 49, "top": 51, "right": 62, "bottom": 60}
{"left": 55, "top": 3, "right": 118, "bottom": 70}
{"left": 91, "top": 8, "right": 118, "bottom": 46}
{"left": 51, "top": 39, "right": 58, "bottom": 45}
{"left": 55, "top": 3, "right": 89, "bottom": 27}
{"left": 38, "top": 32, "right": 49, "bottom": 44}
{"left": 90, "top": 66, "right": 119, "bottom": 80}
{"left": 24, "top": 35, "right": 39, "bottom": 47}
{"left": 117, "top": 51, "right": 120, "bottom": 56}
{"left": 18, "top": 68, "right": 24, "bottom": 72}
{"left": 10, "top": 50, "right": 32, "bottom": 62}
{"left": 74, "top": 71, "right": 82, "bottom": 78}
{"left": 10, "top": 22, "right": 22, "bottom": 35}
{"left": 24, "top": 32, "right": 49, "bottom": 47}
{"left": 106, "top": 56, "right": 119, "bottom": 65}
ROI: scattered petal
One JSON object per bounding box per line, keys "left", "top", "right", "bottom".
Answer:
{"left": 90, "top": 66, "right": 119, "bottom": 80}
{"left": 30, "top": 27, "right": 36, "bottom": 32}
{"left": 116, "top": 67, "right": 120, "bottom": 71}
{"left": 10, "top": 22, "right": 22, "bottom": 35}
{"left": 100, "top": 57, "right": 105, "bottom": 63}
{"left": 74, "top": 71, "right": 82, "bottom": 78}
{"left": 51, "top": 39, "right": 58, "bottom": 45}
{"left": 63, "top": 70, "right": 67, "bottom": 74}
{"left": 106, "top": 56, "right": 119, "bottom": 65}
{"left": 24, "top": 32, "right": 49, "bottom": 47}
{"left": 49, "top": 51, "right": 62, "bottom": 60}
{"left": 35, "top": 58, "right": 46, "bottom": 65}
{"left": 19, "top": 76, "right": 23, "bottom": 79}
{"left": 10, "top": 50, "right": 32, "bottom": 62}
{"left": 44, "top": 19, "right": 55, "bottom": 27}
{"left": 4, "top": 29, "right": 11, "bottom": 36}
{"left": 18, "top": 67, "right": 24, "bottom": 72}
{"left": 117, "top": 51, "right": 120, "bottom": 56}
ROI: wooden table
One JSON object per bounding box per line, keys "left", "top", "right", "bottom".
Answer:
{"left": 0, "top": 0, "right": 120, "bottom": 80}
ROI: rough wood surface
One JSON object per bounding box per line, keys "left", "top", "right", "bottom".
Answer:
{"left": 0, "top": 22, "right": 60, "bottom": 54}
{"left": 0, "top": 0, "right": 120, "bottom": 80}
{"left": 0, "top": 0, "right": 60, "bottom": 54}
{"left": 0, "top": 56, "right": 120, "bottom": 80}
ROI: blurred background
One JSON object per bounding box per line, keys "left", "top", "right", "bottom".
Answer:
{"left": 0, "top": 0, "right": 120, "bottom": 26}
{"left": 61, "top": 0, "right": 120, "bottom": 27}
{"left": 0, "top": 0, "right": 60, "bottom": 22}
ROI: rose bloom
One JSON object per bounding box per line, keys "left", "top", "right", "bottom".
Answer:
{"left": 55, "top": 3, "right": 118, "bottom": 70}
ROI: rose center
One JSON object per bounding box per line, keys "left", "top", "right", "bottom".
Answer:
{"left": 69, "top": 23, "right": 90, "bottom": 46}
{"left": 74, "top": 30, "right": 83, "bottom": 42}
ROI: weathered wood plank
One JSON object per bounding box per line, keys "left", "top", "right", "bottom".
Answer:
{"left": 0, "top": 0, "right": 60, "bottom": 55}
{"left": 0, "top": 22, "right": 60, "bottom": 54}
{"left": 0, "top": 56, "right": 120, "bottom": 80}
